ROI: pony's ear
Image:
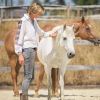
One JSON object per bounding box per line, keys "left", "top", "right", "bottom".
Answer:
{"left": 86, "top": 17, "right": 90, "bottom": 23}
{"left": 87, "top": 17, "right": 90, "bottom": 21}
{"left": 81, "top": 16, "right": 85, "bottom": 23}
{"left": 72, "top": 23, "right": 75, "bottom": 29}
{"left": 72, "top": 23, "right": 75, "bottom": 32}
{"left": 63, "top": 23, "right": 66, "bottom": 30}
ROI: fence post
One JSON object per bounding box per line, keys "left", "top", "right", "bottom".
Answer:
{"left": 67, "top": 2, "right": 70, "bottom": 18}
{"left": 77, "top": 9, "right": 80, "bottom": 17}
{"left": 5, "top": 0, "right": 8, "bottom": 18}
{"left": 87, "top": 8, "right": 90, "bottom": 15}
{"left": 83, "top": 10, "right": 85, "bottom": 16}
{"left": 11, "top": 0, "right": 13, "bottom": 19}
{"left": 1, "top": 0, "right": 3, "bottom": 19}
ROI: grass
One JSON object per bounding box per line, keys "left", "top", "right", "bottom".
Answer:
{"left": 0, "top": 18, "right": 100, "bottom": 85}
{"left": 0, "top": 21, "right": 18, "bottom": 41}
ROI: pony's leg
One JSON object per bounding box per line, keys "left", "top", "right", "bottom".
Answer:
{"left": 59, "top": 67, "right": 66, "bottom": 100}
{"left": 34, "top": 63, "right": 45, "bottom": 97}
{"left": 47, "top": 74, "right": 51, "bottom": 100}
{"left": 15, "top": 60, "right": 22, "bottom": 87}
{"left": 9, "top": 55, "right": 19, "bottom": 96}
{"left": 55, "top": 68, "right": 60, "bottom": 97}
{"left": 45, "top": 64, "right": 51, "bottom": 100}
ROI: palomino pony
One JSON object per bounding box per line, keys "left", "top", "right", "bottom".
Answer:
{"left": 34, "top": 16, "right": 100, "bottom": 97}
{"left": 37, "top": 23, "right": 75, "bottom": 100}
{"left": 4, "top": 16, "right": 100, "bottom": 96}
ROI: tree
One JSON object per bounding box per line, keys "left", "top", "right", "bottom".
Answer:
{"left": 44, "top": 0, "right": 65, "bottom": 5}
{"left": 72, "top": 0, "right": 99, "bottom": 5}
{"left": 57, "top": 0, "right": 65, "bottom": 5}
{"left": 32, "top": 0, "right": 41, "bottom": 3}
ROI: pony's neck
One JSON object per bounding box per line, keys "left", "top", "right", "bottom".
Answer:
{"left": 52, "top": 32, "right": 62, "bottom": 50}
{"left": 51, "top": 25, "right": 62, "bottom": 46}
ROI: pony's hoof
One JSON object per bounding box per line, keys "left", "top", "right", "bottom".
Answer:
{"left": 14, "top": 94, "right": 19, "bottom": 97}
{"left": 55, "top": 92, "right": 60, "bottom": 98}
{"left": 61, "top": 97, "right": 65, "bottom": 100}
{"left": 47, "top": 99, "right": 51, "bottom": 100}
{"left": 14, "top": 93, "right": 19, "bottom": 97}
{"left": 33, "top": 93, "right": 39, "bottom": 98}
{"left": 14, "top": 90, "right": 19, "bottom": 96}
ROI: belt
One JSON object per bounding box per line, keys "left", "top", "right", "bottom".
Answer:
{"left": 22, "top": 48, "right": 37, "bottom": 52}
{"left": 33, "top": 48, "right": 37, "bottom": 51}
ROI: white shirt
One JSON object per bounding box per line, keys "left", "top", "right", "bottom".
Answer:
{"left": 15, "top": 14, "right": 52, "bottom": 55}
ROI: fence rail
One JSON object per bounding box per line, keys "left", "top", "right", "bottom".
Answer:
{"left": 0, "top": 40, "right": 94, "bottom": 46}
{"left": 0, "top": 40, "right": 96, "bottom": 72}
{"left": 1, "top": 18, "right": 63, "bottom": 21}
{"left": 0, "top": 4, "right": 100, "bottom": 72}
{"left": 1, "top": 4, "right": 100, "bottom": 22}
{"left": 1, "top": 5, "right": 100, "bottom": 10}
{"left": 0, "top": 65, "right": 100, "bottom": 72}
{"left": 0, "top": 41, "right": 4, "bottom": 46}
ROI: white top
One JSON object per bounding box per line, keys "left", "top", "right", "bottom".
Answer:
{"left": 15, "top": 14, "right": 52, "bottom": 55}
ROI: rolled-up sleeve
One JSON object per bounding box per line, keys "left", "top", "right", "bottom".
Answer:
{"left": 34, "top": 19, "right": 52, "bottom": 38}
{"left": 15, "top": 20, "right": 25, "bottom": 55}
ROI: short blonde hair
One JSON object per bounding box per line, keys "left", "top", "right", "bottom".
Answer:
{"left": 28, "top": 3, "right": 45, "bottom": 15}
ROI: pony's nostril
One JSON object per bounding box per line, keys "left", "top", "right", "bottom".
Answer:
{"left": 98, "top": 39, "right": 100, "bottom": 41}
{"left": 70, "top": 53, "right": 72, "bottom": 55}
{"left": 86, "top": 28, "right": 89, "bottom": 31}
{"left": 70, "top": 52, "right": 75, "bottom": 56}
{"left": 68, "top": 52, "right": 75, "bottom": 58}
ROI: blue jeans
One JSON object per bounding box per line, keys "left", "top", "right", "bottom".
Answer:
{"left": 22, "top": 48, "right": 36, "bottom": 94}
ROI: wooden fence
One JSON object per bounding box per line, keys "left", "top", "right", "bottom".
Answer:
{"left": 0, "top": 3, "right": 100, "bottom": 71}
{"left": 0, "top": 65, "right": 100, "bottom": 72}
{"left": 0, "top": 40, "right": 100, "bottom": 72}
{"left": 0, "top": 3, "right": 100, "bottom": 21}
{"left": 0, "top": 40, "right": 94, "bottom": 46}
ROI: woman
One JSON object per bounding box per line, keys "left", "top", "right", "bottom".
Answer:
{"left": 15, "top": 2, "right": 58, "bottom": 100}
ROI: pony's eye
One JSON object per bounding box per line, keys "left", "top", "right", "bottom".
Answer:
{"left": 63, "top": 37, "right": 67, "bottom": 40}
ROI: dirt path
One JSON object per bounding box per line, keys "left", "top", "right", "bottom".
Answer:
{"left": 0, "top": 88, "right": 100, "bottom": 100}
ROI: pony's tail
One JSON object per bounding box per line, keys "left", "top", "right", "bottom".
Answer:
{"left": 51, "top": 68, "right": 58, "bottom": 97}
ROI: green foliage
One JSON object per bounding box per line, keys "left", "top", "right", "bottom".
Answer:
{"left": 44, "top": 0, "right": 49, "bottom": 3}
{"left": 44, "top": 0, "right": 65, "bottom": 5}
{"left": 72, "top": 0, "right": 99, "bottom": 5}
{"left": 50, "top": 10, "right": 66, "bottom": 15}
{"left": 56, "top": 0, "right": 65, "bottom": 5}
{"left": 32, "top": 0, "right": 66, "bottom": 5}
{"left": 32, "top": 0, "right": 41, "bottom": 3}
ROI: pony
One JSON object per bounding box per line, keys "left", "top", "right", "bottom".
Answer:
{"left": 34, "top": 16, "right": 100, "bottom": 97}
{"left": 4, "top": 16, "right": 100, "bottom": 96}
{"left": 37, "top": 23, "right": 75, "bottom": 100}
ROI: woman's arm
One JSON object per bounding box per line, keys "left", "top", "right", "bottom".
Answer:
{"left": 15, "top": 20, "right": 25, "bottom": 55}
{"left": 34, "top": 19, "right": 57, "bottom": 38}
{"left": 15, "top": 20, "right": 26, "bottom": 65}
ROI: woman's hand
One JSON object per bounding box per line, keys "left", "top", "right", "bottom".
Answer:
{"left": 49, "top": 31, "right": 58, "bottom": 38}
{"left": 19, "top": 53, "right": 24, "bottom": 66}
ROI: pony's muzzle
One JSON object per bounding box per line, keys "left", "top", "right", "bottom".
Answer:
{"left": 97, "top": 38, "right": 100, "bottom": 44}
{"left": 93, "top": 38, "right": 100, "bottom": 46}
{"left": 67, "top": 52, "right": 75, "bottom": 59}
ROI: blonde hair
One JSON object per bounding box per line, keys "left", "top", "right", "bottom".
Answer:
{"left": 28, "top": 3, "right": 45, "bottom": 15}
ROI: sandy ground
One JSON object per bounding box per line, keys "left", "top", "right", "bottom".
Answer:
{"left": 0, "top": 88, "right": 100, "bottom": 100}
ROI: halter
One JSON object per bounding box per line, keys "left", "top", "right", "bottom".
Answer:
{"left": 85, "top": 25, "right": 100, "bottom": 46}
{"left": 85, "top": 27, "right": 90, "bottom": 35}
{"left": 75, "top": 23, "right": 94, "bottom": 39}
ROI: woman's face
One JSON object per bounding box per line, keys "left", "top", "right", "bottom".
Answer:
{"left": 30, "top": 13, "right": 42, "bottom": 19}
